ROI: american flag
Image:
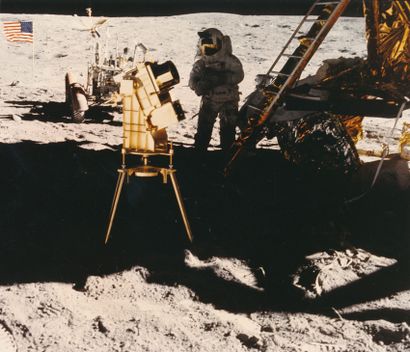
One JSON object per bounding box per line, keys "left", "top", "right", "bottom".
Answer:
{"left": 3, "top": 20, "right": 33, "bottom": 43}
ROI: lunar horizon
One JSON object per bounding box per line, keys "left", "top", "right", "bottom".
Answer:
{"left": 1, "top": 0, "right": 364, "bottom": 16}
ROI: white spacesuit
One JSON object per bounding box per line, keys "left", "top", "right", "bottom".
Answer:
{"left": 189, "top": 28, "right": 244, "bottom": 152}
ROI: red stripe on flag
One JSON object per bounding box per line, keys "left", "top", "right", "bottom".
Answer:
{"left": 3, "top": 20, "right": 33, "bottom": 43}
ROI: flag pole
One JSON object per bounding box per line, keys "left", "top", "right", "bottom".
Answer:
{"left": 31, "top": 22, "right": 35, "bottom": 84}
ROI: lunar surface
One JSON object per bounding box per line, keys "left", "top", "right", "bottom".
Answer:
{"left": 0, "top": 11, "right": 409, "bottom": 352}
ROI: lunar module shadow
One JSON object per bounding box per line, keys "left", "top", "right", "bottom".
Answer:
{"left": 0, "top": 140, "right": 408, "bottom": 316}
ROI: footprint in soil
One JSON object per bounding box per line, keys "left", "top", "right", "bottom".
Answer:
{"left": 366, "top": 321, "right": 410, "bottom": 345}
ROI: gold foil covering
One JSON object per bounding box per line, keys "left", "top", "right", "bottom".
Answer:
{"left": 364, "top": 0, "right": 410, "bottom": 88}
{"left": 339, "top": 115, "right": 364, "bottom": 144}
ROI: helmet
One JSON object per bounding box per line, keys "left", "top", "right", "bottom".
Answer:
{"left": 197, "top": 28, "right": 224, "bottom": 56}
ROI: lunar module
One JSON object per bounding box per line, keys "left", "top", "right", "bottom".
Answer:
{"left": 226, "top": 0, "right": 410, "bottom": 177}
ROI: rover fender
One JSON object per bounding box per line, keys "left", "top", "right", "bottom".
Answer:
{"left": 65, "top": 72, "right": 89, "bottom": 123}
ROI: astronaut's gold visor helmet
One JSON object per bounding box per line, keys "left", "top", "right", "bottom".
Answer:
{"left": 197, "top": 28, "right": 223, "bottom": 56}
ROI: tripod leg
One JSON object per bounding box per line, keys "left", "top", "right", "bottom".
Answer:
{"left": 104, "top": 170, "right": 126, "bottom": 244}
{"left": 169, "top": 172, "right": 193, "bottom": 242}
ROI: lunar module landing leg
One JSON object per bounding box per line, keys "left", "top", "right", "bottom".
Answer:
{"left": 225, "top": 0, "right": 352, "bottom": 174}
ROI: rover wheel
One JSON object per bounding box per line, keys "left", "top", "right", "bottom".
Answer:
{"left": 65, "top": 72, "right": 88, "bottom": 123}
{"left": 71, "top": 107, "right": 86, "bottom": 123}
{"left": 69, "top": 90, "right": 87, "bottom": 123}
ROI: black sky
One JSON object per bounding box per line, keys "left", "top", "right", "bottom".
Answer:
{"left": 0, "top": 0, "right": 364, "bottom": 16}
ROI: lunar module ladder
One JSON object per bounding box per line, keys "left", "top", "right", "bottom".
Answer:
{"left": 225, "top": 0, "right": 351, "bottom": 174}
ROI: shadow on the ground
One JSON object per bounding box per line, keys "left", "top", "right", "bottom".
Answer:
{"left": 342, "top": 308, "right": 410, "bottom": 325}
{"left": 4, "top": 100, "right": 122, "bottom": 125}
{"left": 0, "top": 140, "right": 409, "bottom": 315}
